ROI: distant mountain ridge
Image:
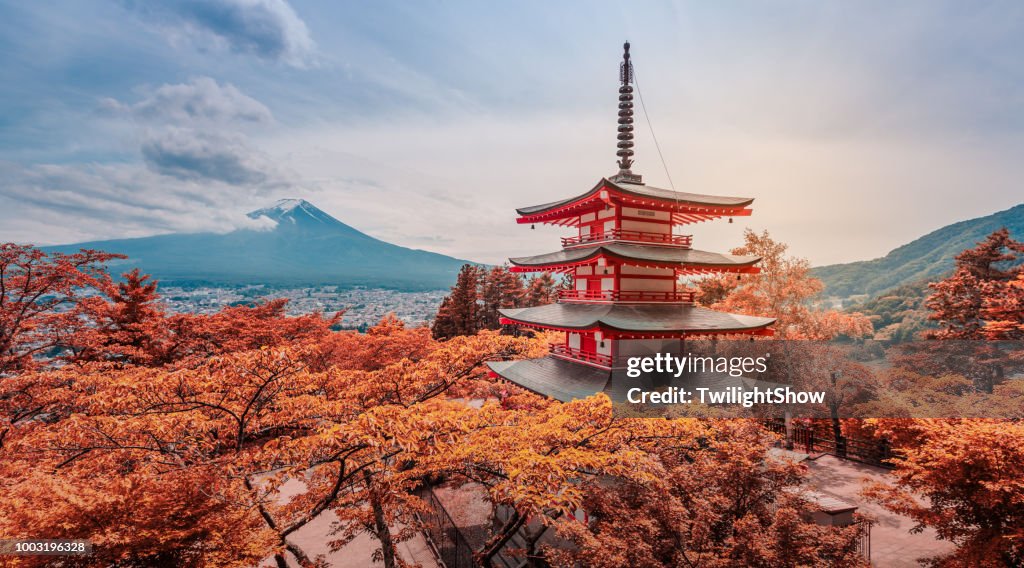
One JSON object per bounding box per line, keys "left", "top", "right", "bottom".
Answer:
{"left": 44, "top": 199, "right": 471, "bottom": 291}
{"left": 812, "top": 203, "right": 1024, "bottom": 300}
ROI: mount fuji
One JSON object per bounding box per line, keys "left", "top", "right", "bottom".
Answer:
{"left": 43, "top": 199, "right": 472, "bottom": 290}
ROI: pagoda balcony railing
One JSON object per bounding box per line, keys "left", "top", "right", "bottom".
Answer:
{"left": 549, "top": 344, "right": 613, "bottom": 368}
{"left": 561, "top": 229, "right": 692, "bottom": 248}
{"left": 558, "top": 289, "right": 696, "bottom": 304}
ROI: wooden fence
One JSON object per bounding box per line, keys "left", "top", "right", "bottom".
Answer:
{"left": 763, "top": 419, "right": 896, "bottom": 469}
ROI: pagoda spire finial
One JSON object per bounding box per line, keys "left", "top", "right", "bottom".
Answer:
{"left": 612, "top": 41, "right": 642, "bottom": 184}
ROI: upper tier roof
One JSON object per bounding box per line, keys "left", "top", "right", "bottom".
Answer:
{"left": 498, "top": 303, "right": 775, "bottom": 336}
{"left": 508, "top": 242, "right": 761, "bottom": 273}
{"left": 516, "top": 178, "right": 754, "bottom": 218}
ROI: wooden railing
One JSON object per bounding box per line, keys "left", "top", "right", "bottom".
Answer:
{"left": 416, "top": 486, "right": 477, "bottom": 568}
{"left": 558, "top": 289, "right": 696, "bottom": 303}
{"left": 550, "top": 344, "right": 613, "bottom": 368}
{"left": 763, "top": 420, "right": 897, "bottom": 469}
{"left": 562, "top": 229, "right": 692, "bottom": 248}
{"left": 855, "top": 519, "right": 872, "bottom": 563}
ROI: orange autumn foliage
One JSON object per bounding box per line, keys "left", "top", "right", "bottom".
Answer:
{"left": 926, "top": 228, "right": 1024, "bottom": 340}
{"left": 863, "top": 420, "right": 1024, "bottom": 567}
{"left": 0, "top": 326, "right": 545, "bottom": 567}
{"left": 696, "top": 229, "right": 872, "bottom": 339}
{"left": 0, "top": 242, "right": 905, "bottom": 567}
{"left": 546, "top": 419, "right": 868, "bottom": 567}
{"left": 0, "top": 244, "right": 123, "bottom": 375}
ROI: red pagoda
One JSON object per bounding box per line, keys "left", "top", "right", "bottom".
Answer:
{"left": 488, "top": 43, "right": 776, "bottom": 402}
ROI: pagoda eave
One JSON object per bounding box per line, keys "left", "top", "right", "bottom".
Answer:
{"left": 498, "top": 303, "right": 776, "bottom": 337}
{"left": 499, "top": 317, "right": 775, "bottom": 339}
{"left": 507, "top": 243, "right": 761, "bottom": 275}
{"left": 488, "top": 357, "right": 610, "bottom": 402}
{"left": 489, "top": 357, "right": 785, "bottom": 403}
{"left": 515, "top": 178, "right": 755, "bottom": 227}
{"left": 508, "top": 260, "right": 762, "bottom": 275}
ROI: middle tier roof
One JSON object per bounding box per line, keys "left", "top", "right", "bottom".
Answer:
{"left": 499, "top": 303, "right": 776, "bottom": 336}
{"left": 508, "top": 242, "right": 762, "bottom": 274}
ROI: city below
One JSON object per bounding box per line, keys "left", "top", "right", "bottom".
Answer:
{"left": 158, "top": 285, "right": 445, "bottom": 329}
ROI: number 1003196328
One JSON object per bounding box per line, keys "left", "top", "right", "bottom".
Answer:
{"left": 0, "top": 540, "right": 92, "bottom": 555}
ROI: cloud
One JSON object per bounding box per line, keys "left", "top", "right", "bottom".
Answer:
{"left": 101, "top": 77, "right": 272, "bottom": 124}
{"left": 140, "top": 128, "right": 271, "bottom": 185}
{"left": 0, "top": 160, "right": 280, "bottom": 245}
{"left": 102, "top": 78, "right": 281, "bottom": 186}
{"left": 124, "top": 0, "right": 315, "bottom": 67}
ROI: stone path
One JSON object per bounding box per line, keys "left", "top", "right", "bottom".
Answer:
{"left": 802, "top": 454, "right": 954, "bottom": 567}
{"left": 260, "top": 476, "right": 439, "bottom": 567}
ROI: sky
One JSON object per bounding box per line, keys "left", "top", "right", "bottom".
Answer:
{"left": 1, "top": 1, "right": 1022, "bottom": 266}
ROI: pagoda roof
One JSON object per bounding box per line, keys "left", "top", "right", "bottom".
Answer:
{"left": 498, "top": 303, "right": 775, "bottom": 337}
{"left": 488, "top": 356, "right": 781, "bottom": 402}
{"left": 516, "top": 178, "right": 754, "bottom": 225}
{"left": 508, "top": 242, "right": 761, "bottom": 273}
{"left": 488, "top": 356, "right": 610, "bottom": 402}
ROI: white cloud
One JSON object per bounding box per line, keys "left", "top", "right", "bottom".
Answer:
{"left": 140, "top": 127, "right": 273, "bottom": 185}
{"left": 102, "top": 77, "right": 285, "bottom": 187}
{"left": 124, "top": 0, "right": 316, "bottom": 67}
{"left": 0, "top": 161, "right": 279, "bottom": 245}
{"left": 101, "top": 77, "right": 272, "bottom": 124}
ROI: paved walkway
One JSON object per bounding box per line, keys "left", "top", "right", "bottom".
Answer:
{"left": 260, "top": 477, "right": 439, "bottom": 568}
{"left": 275, "top": 511, "right": 438, "bottom": 568}
{"left": 802, "top": 455, "right": 954, "bottom": 567}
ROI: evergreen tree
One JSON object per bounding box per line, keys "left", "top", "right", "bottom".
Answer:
{"left": 523, "top": 273, "right": 560, "bottom": 306}
{"left": 479, "top": 266, "right": 525, "bottom": 329}
{"left": 434, "top": 265, "right": 565, "bottom": 339}
{"left": 432, "top": 264, "right": 484, "bottom": 339}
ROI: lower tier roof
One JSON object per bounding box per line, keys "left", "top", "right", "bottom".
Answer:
{"left": 488, "top": 356, "right": 610, "bottom": 402}
{"left": 499, "top": 303, "right": 776, "bottom": 335}
{"left": 488, "top": 356, "right": 779, "bottom": 403}
{"left": 508, "top": 242, "right": 760, "bottom": 273}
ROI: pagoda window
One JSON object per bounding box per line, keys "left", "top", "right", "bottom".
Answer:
{"left": 576, "top": 266, "right": 593, "bottom": 276}
{"left": 581, "top": 212, "right": 596, "bottom": 223}
{"left": 598, "top": 207, "right": 616, "bottom": 219}
{"left": 568, "top": 332, "right": 581, "bottom": 350}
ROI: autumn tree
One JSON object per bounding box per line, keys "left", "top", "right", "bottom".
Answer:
{"left": 546, "top": 419, "right": 868, "bottom": 567}
{"left": 864, "top": 420, "right": 1024, "bottom": 566}
{"left": 695, "top": 230, "right": 871, "bottom": 339}
{"left": 0, "top": 244, "right": 123, "bottom": 375}
{"left": 0, "top": 319, "right": 548, "bottom": 567}
{"left": 926, "top": 228, "right": 1024, "bottom": 340}
{"left": 69, "top": 268, "right": 164, "bottom": 364}
{"left": 981, "top": 271, "right": 1024, "bottom": 339}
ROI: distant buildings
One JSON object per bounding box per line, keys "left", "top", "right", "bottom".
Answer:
{"left": 159, "top": 285, "right": 445, "bottom": 328}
